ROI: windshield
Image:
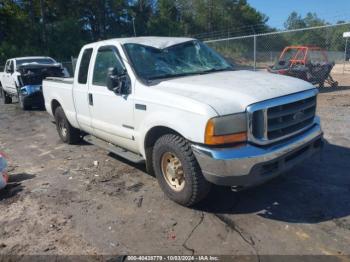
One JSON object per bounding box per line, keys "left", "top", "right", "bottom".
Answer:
{"left": 16, "top": 58, "right": 56, "bottom": 66}
{"left": 124, "top": 40, "right": 232, "bottom": 81}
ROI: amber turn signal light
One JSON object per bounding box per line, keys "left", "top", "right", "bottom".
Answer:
{"left": 205, "top": 119, "right": 247, "bottom": 145}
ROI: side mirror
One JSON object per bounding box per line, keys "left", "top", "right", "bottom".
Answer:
{"left": 106, "top": 67, "right": 130, "bottom": 95}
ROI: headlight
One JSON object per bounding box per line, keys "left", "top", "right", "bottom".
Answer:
{"left": 205, "top": 113, "right": 247, "bottom": 145}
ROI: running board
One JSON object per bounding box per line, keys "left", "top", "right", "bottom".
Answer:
{"left": 83, "top": 135, "right": 145, "bottom": 164}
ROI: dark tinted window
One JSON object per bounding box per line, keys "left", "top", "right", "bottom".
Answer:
{"left": 78, "top": 48, "right": 93, "bottom": 84}
{"left": 93, "top": 47, "right": 124, "bottom": 86}
{"left": 8, "top": 61, "right": 14, "bottom": 73}
{"left": 5, "top": 61, "right": 10, "bottom": 72}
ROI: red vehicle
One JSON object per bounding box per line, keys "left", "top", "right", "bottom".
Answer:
{"left": 268, "top": 46, "right": 338, "bottom": 88}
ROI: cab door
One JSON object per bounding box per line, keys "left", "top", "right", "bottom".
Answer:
{"left": 88, "top": 45, "right": 136, "bottom": 151}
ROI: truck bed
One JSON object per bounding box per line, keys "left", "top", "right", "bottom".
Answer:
{"left": 43, "top": 77, "right": 77, "bottom": 127}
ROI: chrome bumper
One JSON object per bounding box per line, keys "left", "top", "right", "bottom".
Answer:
{"left": 192, "top": 121, "right": 323, "bottom": 187}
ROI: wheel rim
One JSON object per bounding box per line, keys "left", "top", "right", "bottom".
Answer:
{"left": 161, "top": 152, "right": 185, "bottom": 192}
{"left": 58, "top": 118, "right": 68, "bottom": 138}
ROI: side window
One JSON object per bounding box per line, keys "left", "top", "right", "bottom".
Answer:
{"left": 93, "top": 47, "right": 124, "bottom": 86}
{"left": 5, "top": 61, "right": 13, "bottom": 73}
{"left": 9, "top": 61, "right": 14, "bottom": 72}
{"left": 4, "top": 61, "right": 9, "bottom": 72}
{"left": 78, "top": 48, "right": 93, "bottom": 84}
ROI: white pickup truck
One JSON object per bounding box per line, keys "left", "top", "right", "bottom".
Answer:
{"left": 43, "top": 37, "right": 323, "bottom": 206}
{"left": 0, "top": 57, "right": 66, "bottom": 110}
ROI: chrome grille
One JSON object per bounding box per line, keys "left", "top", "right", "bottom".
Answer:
{"left": 247, "top": 90, "right": 318, "bottom": 145}
{"left": 267, "top": 96, "right": 316, "bottom": 140}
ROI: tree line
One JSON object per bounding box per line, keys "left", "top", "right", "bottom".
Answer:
{"left": 0, "top": 0, "right": 268, "bottom": 63}
{"left": 0, "top": 0, "right": 348, "bottom": 65}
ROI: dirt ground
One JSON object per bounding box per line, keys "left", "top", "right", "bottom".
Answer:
{"left": 0, "top": 73, "right": 350, "bottom": 259}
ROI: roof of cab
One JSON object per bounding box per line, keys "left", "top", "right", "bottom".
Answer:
{"left": 97, "top": 36, "right": 195, "bottom": 49}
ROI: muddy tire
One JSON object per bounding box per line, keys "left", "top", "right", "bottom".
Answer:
{"left": 152, "top": 134, "right": 211, "bottom": 206}
{"left": 54, "top": 106, "right": 81, "bottom": 144}
{"left": 1, "top": 88, "right": 12, "bottom": 104}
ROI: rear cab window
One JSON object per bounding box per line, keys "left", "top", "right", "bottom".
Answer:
{"left": 5, "top": 60, "right": 12, "bottom": 73}
{"left": 4, "top": 61, "right": 10, "bottom": 72}
{"left": 78, "top": 48, "right": 93, "bottom": 84}
{"left": 9, "top": 60, "right": 14, "bottom": 72}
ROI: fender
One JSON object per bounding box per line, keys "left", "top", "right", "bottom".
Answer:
{"left": 136, "top": 109, "right": 212, "bottom": 157}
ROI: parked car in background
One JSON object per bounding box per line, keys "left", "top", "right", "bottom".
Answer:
{"left": 0, "top": 57, "right": 68, "bottom": 110}
{"left": 0, "top": 153, "right": 8, "bottom": 190}
{"left": 43, "top": 37, "right": 323, "bottom": 206}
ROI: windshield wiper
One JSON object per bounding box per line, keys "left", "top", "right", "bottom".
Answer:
{"left": 199, "top": 67, "right": 233, "bottom": 75}
{"left": 146, "top": 67, "right": 233, "bottom": 81}
{"left": 147, "top": 72, "right": 202, "bottom": 81}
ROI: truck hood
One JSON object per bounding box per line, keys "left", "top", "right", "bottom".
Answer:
{"left": 154, "top": 70, "right": 316, "bottom": 115}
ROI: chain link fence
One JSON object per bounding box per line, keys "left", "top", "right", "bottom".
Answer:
{"left": 204, "top": 23, "right": 350, "bottom": 85}
{"left": 2, "top": 23, "right": 350, "bottom": 83}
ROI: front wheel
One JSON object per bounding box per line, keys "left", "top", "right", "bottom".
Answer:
{"left": 54, "top": 106, "right": 81, "bottom": 144}
{"left": 152, "top": 134, "right": 211, "bottom": 206}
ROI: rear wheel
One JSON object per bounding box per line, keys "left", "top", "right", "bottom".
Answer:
{"left": 54, "top": 106, "right": 81, "bottom": 144}
{"left": 1, "top": 88, "right": 12, "bottom": 104}
{"left": 152, "top": 134, "right": 211, "bottom": 206}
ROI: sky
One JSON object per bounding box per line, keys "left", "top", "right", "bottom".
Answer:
{"left": 247, "top": 0, "right": 350, "bottom": 29}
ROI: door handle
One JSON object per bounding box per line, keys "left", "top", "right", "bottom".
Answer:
{"left": 88, "top": 93, "right": 93, "bottom": 106}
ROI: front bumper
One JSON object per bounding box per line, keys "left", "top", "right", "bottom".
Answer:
{"left": 192, "top": 122, "right": 323, "bottom": 187}
{"left": 23, "top": 91, "right": 44, "bottom": 106}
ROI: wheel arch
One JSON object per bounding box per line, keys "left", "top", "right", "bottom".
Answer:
{"left": 143, "top": 125, "right": 184, "bottom": 175}
{"left": 51, "top": 99, "right": 62, "bottom": 116}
